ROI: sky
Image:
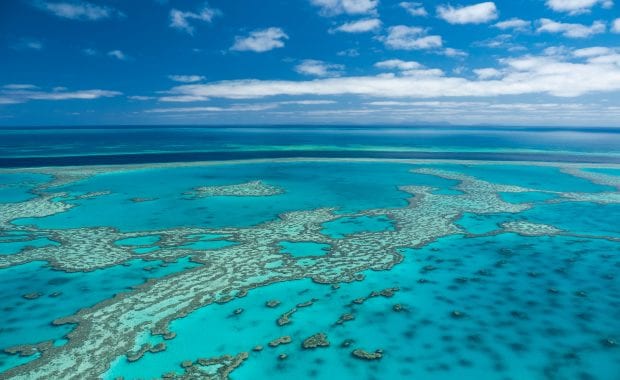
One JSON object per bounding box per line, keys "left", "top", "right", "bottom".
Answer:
{"left": 1, "top": 0, "right": 620, "bottom": 126}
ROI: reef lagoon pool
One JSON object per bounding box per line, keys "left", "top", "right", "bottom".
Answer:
{"left": 0, "top": 126, "right": 619, "bottom": 380}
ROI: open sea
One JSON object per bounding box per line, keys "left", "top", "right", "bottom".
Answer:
{"left": 0, "top": 126, "right": 618, "bottom": 380}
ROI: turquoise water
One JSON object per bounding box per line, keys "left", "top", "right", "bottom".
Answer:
{"left": 278, "top": 241, "right": 331, "bottom": 257}
{"left": 106, "top": 233, "right": 620, "bottom": 380}
{"left": 0, "top": 257, "right": 201, "bottom": 372}
{"left": 13, "top": 162, "right": 456, "bottom": 231}
{"left": 321, "top": 215, "right": 395, "bottom": 238}
{"left": 499, "top": 191, "right": 559, "bottom": 204}
{"left": 0, "top": 159, "right": 618, "bottom": 379}
{"left": 0, "top": 236, "right": 59, "bottom": 255}
{"left": 115, "top": 235, "right": 161, "bottom": 246}
{"left": 424, "top": 164, "right": 614, "bottom": 192}
{"left": 583, "top": 168, "right": 620, "bottom": 176}
{"left": 0, "top": 173, "right": 50, "bottom": 203}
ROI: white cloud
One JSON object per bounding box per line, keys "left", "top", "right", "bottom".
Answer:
{"left": 146, "top": 100, "right": 337, "bottom": 115}
{"left": 337, "top": 48, "right": 360, "bottom": 57}
{"left": 280, "top": 100, "right": 337, "bottom": 105}
{"left": 613, "top": 18, "right": 620, "bottom": 33}
{"left": 332, "top": 18, "right": 381, "bottom": 33}
{"left": 169, "top": 5, "right": 219, "bottom": 35}
{"left": 537, "top": 18, "right": 606, "bottom": 38}
{"left": 473, "top": 68, "right": 502, "bottom": 79}
{"left": 82, "top": 48, "right": 97, "bottom": 56}
{"left": 310, "top": 0, "right": 378, "bottom": 16}
{"left": 128, "top": 95, "right": 155, "bottom": 101}
{"left": 375, "top": 59, "right": 443, "bottom": 76}
{"left": 572, "top": 46, "right": 614, "bottom": 57}
{"left": 33, "top": 1, "right": 123, "bottom": 20}
{"left": 375, "top": 59, "right": 422, "bottom": 70}
{"left": 168, "top": 75, "right": 205, "bottom": 83}
{"left": 231, "top": 27, "right": 288, "bottom": 52}
{"left": 437, "top": 2, "right": 498, "bottom": 24}
{"left": 0, "top": 85, "right": 121, "bottom": 104}
{"left": 442, "top": 47, "right": 468, "bottom": 57}
{"left": 382, "top": 25, "right": 442, "bottom": 50}
{"left": 146, "top": 104, "right": 279, "bottom": 113}
{"left": 399, "top": 2, "right": 428, "bottom": 16}
{"left": 295, "top": 60, "right": 344, "bottom": 77}
{"left": 494, "top": 18, "right": 531, "bottom": 31}
{"left": 159, "top": 95, "right": 210, "bottom": 102}
{"left": 545, "top": 0, "right": 613, "bottom": 15}
{"left": 3, "top": 84, "right": 38, "bottom": 90}
{"left": 107, "top": 50, "right": 127, "bottom": 60}
{"left": 160, "top": 48, "right": 620, "bottom": 100}
{"left": 474, "top": 34, "right": 525, "bottom": 51}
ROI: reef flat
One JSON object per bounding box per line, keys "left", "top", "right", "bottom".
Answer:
{"left": 0, "top": 159, "right": 618, "bottom": 380}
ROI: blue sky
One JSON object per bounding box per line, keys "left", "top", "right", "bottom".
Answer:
{"left": 1, "top": 0, "right": 620, "bottom": 126}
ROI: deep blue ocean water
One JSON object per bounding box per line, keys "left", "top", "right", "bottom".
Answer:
{"left": 1, "top": 126, "right": 620, "bottom": 166}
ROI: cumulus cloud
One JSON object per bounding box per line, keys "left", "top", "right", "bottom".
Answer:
{"left": 382, "top": 25, "right": 442, "bottom": 50}
{"left": 168, "top": 75, "right": 205, "bottom": 83}
{"left": 537, "top": 18, "right": 606, "bottom": 38}
{"left": 159, "top": 48, "right": 620, "bottom": 101}
{"left": 437, "top": 2, "right": 498, "bottom": 24}
{"left": 33, "top": 1, "right": 124, "bottom": 20}
{"left": 231, "top": 27, "right": 288, "bottom": 52}
{"left": 375, "top": 59, "right": 444, "bottom": 76}
{"left": 494, "top": 18, "right": 531, "bottom": 31}
{"left": 0, "top": 84, "right": 121, "bottom": 104}
{"left": 295, "top": 60, "right": 344, "bottom": 77}
{"left": 169, "top": 4, "right": 219, "bottom": 35}
{"left": 473, "top": 67, "right": 502, "bottom": 79}
{"left": 107, "top": 50, "right": 127, "bottom": 60}
{"left": 310, "top": 0, "right": 378, "bottom": 16}
{"left": 375, "top": 59, "right": 422, "bottom": 70}
{"left": 442, "top": 47, "right": 468, "bottom": 57}
{"left": 545, "top": 0, "right": 613, "bottom": 15}
{"left": 399, "top": 2, "right": 428, "bottom": 16}
{"left": 613, "top": 18, "right": 620, "bottom": 33}
{"left": 332, "top": 18, "right": 381, "bottom": 33}
{"left": 572, "top": 46, "right": 614, "bottom": 57}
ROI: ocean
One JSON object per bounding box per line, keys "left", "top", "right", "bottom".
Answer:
{"left": 0, "top": 126, "right": 618, "bottom": 380}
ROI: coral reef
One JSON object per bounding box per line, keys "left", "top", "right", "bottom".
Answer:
{"left": 185, "top": 180, "right": 284, "bottom": 198}
{"left": 1, "top": 161, "right": 618, "bottom": 379}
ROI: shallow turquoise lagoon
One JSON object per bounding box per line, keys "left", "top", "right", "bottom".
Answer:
{"left": 583, "top": 167, "right": 620, "bottom": 176}
{"left": 278, "top": 241, "right": 331, "bottom": 257}
{"left": 12, "top": 162, "right": 457, "bottom": 231}
{"left": 455, "top": 212, "right": 516, "bottom": 234}
{"left": 115, "top": 235, "right": 161, "bottom": 246}
{"left": 105, "top": 233, "right": 620, "bottom": 380}
{"left": 321, "top": 215, "right": 395, "bottom": 238}
{"left": 0, "top": 236, "right": 59, "bottom": 255}
{"left": 0, "top": 257, "right": 201, "bottom": 373}
{"left": 0, "top": 173, "right": 50, "bottom": 203}
{"left": 499, "top": 191, "right": 559, "bottom": 204}
{"left": 521, "top": 202, "right": 620, "bottom": 238}
{"left": 0, "top": 159, "right": 618, "bottom": 380}
{"left": 423, "top": 164, "right": 615, "bottom": 192}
